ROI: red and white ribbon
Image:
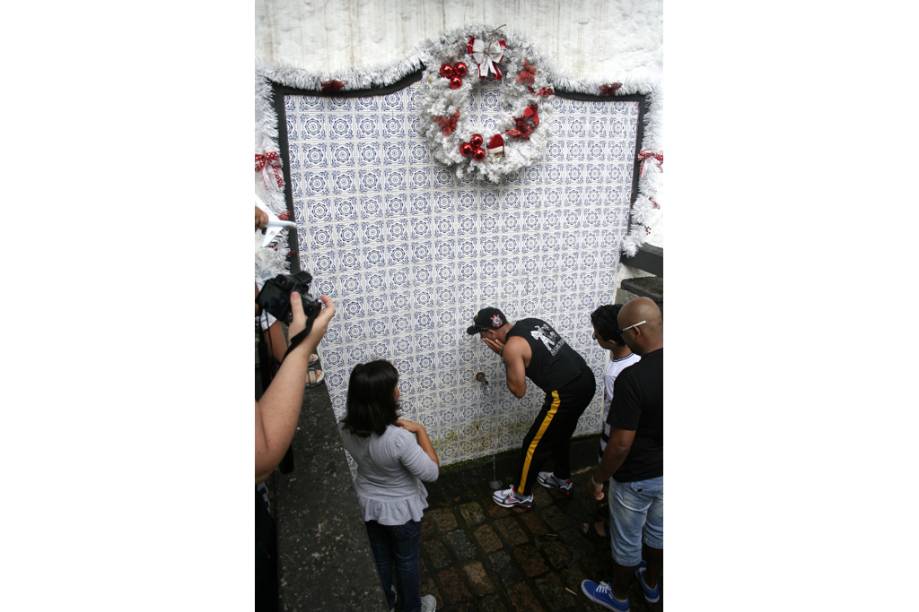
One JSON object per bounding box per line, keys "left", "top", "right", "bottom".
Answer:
{"left": 255, "top": 151, "right": 285, "bottom": 190}
{"left": 467, "top": 36, "right": 506, "bottom": 80}
{"left": 637, "top": 150, "right": 663, "bottom": 176}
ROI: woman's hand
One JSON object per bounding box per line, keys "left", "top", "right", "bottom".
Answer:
{"left": 396, "top": 418, "right": 423, "bottom": 434}
{"left": 288, "top": 294, "right": 336, "bottom": 346}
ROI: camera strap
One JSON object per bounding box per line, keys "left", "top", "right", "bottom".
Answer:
{"left": 283, "top": 319, "right": 315, "bottom": 360}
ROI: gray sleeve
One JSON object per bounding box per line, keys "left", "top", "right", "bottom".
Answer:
{"left": 394, "top": 429, "right": 439, "bottom": 482}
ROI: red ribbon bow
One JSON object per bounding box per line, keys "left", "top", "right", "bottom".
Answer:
{"left": 529, "top": 86, "right": 554, "bottom": 97}
{"left": 255, "top": 151, "right": 285, "bottom": 189}
{"left": 599, "top": 82, "right": 622, "bottom": 96}
{"left": 433, "top": 111, "right": 460, "bottom": 136}
{"left": 506, "top": 104, "right": 540, "bottom": 140}
{"left": 637, "top": 150, "right": 664, "bottom": 176}
{"left": 516, "top": 59, "right": 537, "bottom": 85}
{"left": 320, "top": 79, "right": 346, "bottom": 92}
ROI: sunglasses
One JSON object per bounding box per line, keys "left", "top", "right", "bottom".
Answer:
{"left": 619, "top": 320, "right": 647, "bottom": 334}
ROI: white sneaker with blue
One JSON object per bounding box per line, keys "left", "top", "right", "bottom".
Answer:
{"left": 580, "top": 579, "right": 630, "bottom": 611}
{"left": 536, "top": 471, "right": 574, "bottom": 493}
{"left": 491, "top": 486, "right": 534, "bottom": 509}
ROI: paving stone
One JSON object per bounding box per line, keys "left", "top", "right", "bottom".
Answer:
{"left": 517, "top": 511, "right": 549, "bottom": 536}
{"left": 532, "top": 486, "right": 554, "bottom": 507}
{"left": 559, "top": 566, "right": 588, "bottom": 595}
{"left": 507, "top": 581, "right": 546, "bottom": 612}
{"left": 420, "top": 575, "right": 441, "bottom": 607}
{"left": 533, "top": 572, "right": 580, "bottom": 610}
{"left": 477, "top": 593, "right": 509, "bottom": 612}
{"left": 510, "top": 543, "right": 549, "bottom": 577}
{"left": 578, "top": 554, "right": 611, "bottom": 580}
{"left": 486, "top": 549, "right": 523, "bottom": 585}
{"left": 558, "top": 525, "right": 593, "bottom": 557}
{"left": 462, "top": 561, "right": 497, "bottom": 596}
{"left": 436, "top": 567, "right": 473, "bottom": 604}
{"left": 421, "top": 516, "right": 438, "bottom": 538}
{"left": 485, "top": 502, "right": 511, "bottom": 519}
{"left": 428, "top": 507, "right": 458, "bottom": 532}
{"left": 493, "top": 516, "right": 529, "bottom": 546}
{"left": 458, "top": 501, "right": 486, "bottom": 526}
{"left": 538, "top": 539, "right": 573, "bottom": 570}
{"left": 538, "top": 504, "right": 570, "bottom": 531}
{"left": 473, "top": 523, "right": 504, "bottom": 553}
{"left": 444, "top": 528, "right": 477, "bottom": 562}
{"left": 425, "top": 539, "right": 452, "bottom": 570}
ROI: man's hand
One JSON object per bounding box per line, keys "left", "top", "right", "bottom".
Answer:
{"left": 483, "top": 336, "right": 505, "bottom": 355}
{"left": 396, "top": 418, "right": 423, "bottom": 434}
{"left": 590, "top": 473, "right": 605, "bottom": 501}
{"left": 288, "top": 293, "right": 336, "bottom": 346}
{"left": 256, "top": 206, "right": 269, "bottom": 231}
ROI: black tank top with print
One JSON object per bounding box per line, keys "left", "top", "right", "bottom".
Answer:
{"left": 507, "top": 318, "right": 589, "bottom": 393}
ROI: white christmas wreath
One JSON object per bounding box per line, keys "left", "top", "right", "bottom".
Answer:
{"left": 419, "top": 29, "right": 555, "bottom": 182}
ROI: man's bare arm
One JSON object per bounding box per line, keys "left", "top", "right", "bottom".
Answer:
{"left": 502, "top": 338, "right": 528, "bottom": 398}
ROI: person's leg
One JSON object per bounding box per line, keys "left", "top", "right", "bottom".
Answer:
{"left": 549, "top": 371, "right": 596, "bottom": 480}
{"left": 365, "top": 521, "right": 397, "bottom": 610}
{"left": 640, "top": 477, "right": 664, "bottom": 590}
{"left": 514, "top": 392, "right": 559, "bottom": 496}
{"left": 608, "top": 479, "right": 653, "bottom": 601}
{"left": 643, "top": 543, "right": 663, "bottom": 588}
{"left": 255, "top": 488, "right": 279, "bottom": 612}
{"left": 392, "top": 520, "right": 422, "bottom": 612}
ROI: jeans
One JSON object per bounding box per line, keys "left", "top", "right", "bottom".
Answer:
{"left": 365, "top": 519, "right": 422, "bottom": 612}
{"left": 609, "top": 476, "right": 663, "bottom": 566}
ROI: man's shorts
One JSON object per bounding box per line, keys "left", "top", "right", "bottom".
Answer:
{"left": 608, "top": 475, "right": 663, "bottom": 566}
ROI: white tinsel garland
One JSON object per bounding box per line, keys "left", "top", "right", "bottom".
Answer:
{"left": 255, "top": 23, "right": 662, "bottom": 256}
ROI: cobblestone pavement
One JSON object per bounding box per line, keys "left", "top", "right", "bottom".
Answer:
{"left": 420, "top": 461, "right": 663, "bottom": 611}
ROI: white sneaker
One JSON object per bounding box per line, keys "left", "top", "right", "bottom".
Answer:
{"left": 421, "top": 594, "right": 437, "bottom": 612}
{"left": 537, "top": 471, "right": 574, "bottom": 493}
{"left": 491, "top": 486, "right": 534, "bottom": 509}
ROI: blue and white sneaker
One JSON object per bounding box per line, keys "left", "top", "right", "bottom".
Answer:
{"left": 580, "top": 579, "right": 630, "bottom": 611}
{"left": 491, "top": 486, "right": 534, "bottom": 509}
{"left": 634, "top": 563, "right": 661, "bottom": 603}
{"left": 536, "top": 471, "right": 574, "bottom": 494}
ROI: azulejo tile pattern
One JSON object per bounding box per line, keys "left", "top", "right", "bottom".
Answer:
{"left": 285, "top": 84, "right": 640, "bottom": 465}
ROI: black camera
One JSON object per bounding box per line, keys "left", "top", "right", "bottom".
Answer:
{"left": 257, "top": 271, "right": 322, "bottom": 330}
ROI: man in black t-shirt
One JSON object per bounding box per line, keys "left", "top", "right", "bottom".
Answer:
{"left": 466, "top": 307, "right": 596, "bottom": 510}
{"left": 581, "top": 297, "right": 663, "bottom": 612}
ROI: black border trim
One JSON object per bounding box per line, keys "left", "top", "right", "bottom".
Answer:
{"left": 270, "top": 69, "right": 650, "bottom": 270}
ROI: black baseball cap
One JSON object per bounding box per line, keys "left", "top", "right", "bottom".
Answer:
{"left": 466, "top": 307, "right": 508, "bottom": 335}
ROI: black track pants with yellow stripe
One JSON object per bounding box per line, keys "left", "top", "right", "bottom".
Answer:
{"left": 514, "top": 369, "right": 596, "bottom": 496}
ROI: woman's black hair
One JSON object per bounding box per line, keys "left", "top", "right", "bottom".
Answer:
{"left": 591, "top": 304, "right": 625, "bottom": 345}
{"left": 341, "top": 360, "right": 401, "bottom": 437}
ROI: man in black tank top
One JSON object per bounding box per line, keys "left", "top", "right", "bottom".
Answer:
{"left": 466, "top": 307, "right": 596, "bottom": 509}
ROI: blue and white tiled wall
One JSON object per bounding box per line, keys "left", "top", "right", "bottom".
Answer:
{"left": 285, "top": 84, "right": 639, "bottom": 465}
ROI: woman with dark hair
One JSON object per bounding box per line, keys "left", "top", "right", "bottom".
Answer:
{"left": 340, "top": 360, "right": 439, "bottom": 612}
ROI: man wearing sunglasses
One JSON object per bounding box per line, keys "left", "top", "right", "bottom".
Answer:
{"left": 581, "top": 297, "right": 664, "bottom": 612}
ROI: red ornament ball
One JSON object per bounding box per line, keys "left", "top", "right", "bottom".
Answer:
{"left": 453, "top": 62, "right": 468, "bottom": 77}
{"left": 470, "top": 133, "right": 484, "bottom": 147}
{"left": 449, "top": 76, "right": 463, "bottom": 89}
{"left": 439, "top": 63, "right": 455, "bottom": 78}
{"left": 472, "top": 147, "right": 487, "bottom": 161}
{"left": 460, "top": 142, "right": 474, "bottom": 157}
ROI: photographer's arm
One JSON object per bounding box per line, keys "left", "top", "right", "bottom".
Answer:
{"left": 255, "top": 294, "right": 335, "bottom": 483}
